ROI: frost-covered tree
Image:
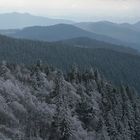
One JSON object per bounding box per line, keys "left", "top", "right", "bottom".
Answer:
{"left": 49, "top": 71, "right": 76, "bottom": 140}
{"left": 0, "top": 62, "right": 139, "bottom": 140}
{"left": 0, "top": 61, "right": 12, "bottom": 80}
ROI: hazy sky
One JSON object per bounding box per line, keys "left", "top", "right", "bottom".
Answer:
{"left": 0, "top": 0, "right": 139, "bottom": 22}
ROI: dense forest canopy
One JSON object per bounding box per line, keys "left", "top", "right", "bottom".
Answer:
{"left": 0, "top": 35, "right": 140, "bottom": 93}
{"left": 0, "top": 61, "right": 140, "bottom": 140}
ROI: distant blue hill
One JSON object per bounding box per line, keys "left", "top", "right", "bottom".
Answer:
{"left": 6, "top": 24, "right": 128, "bottom": 46}
{"left": 0, "top": 12, "right": 74, "bottom": 29}
{"left": 75, "top": 21, "right": 140, "bottom": 50}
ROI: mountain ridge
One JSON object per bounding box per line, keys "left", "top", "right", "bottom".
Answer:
{"left": 0, "top": 12, "right": 74, "bottom": 29}
{"left": 5, "top": 24, "right": 132, "bottom": 47}
{"left": 56, "top": 37, "right": 139, "bottom": 55}
{"left": 75, "top": 21, "right": 140, "bottom": 50}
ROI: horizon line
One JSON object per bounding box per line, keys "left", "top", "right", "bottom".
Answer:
{"left": 0, "top": 11, "right": 139, "bottom": 24}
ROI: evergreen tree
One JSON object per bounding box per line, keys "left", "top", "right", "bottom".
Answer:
{"left": 49, "top": 71, "right": 75, "bottom": 140}
{"left": 68, "top": 64, "right": 81, "bottom": 84}
{"left": 0, "top": 61, "right": 12, "bottom": 79}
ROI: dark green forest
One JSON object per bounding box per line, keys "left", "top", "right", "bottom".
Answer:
{"left": 0, "top": 35, "right": 140, "bottom": 92}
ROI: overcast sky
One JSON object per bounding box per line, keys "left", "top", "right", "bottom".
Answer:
{"left": 0, "top": 0, "right": 139, "bottom": 23}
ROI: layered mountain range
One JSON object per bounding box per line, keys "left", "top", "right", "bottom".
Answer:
{"left": 0, "top": 12, "right": 140, "bottom": 140}
{"left": 0, "top": 13, "right": 140, "bottom": 50}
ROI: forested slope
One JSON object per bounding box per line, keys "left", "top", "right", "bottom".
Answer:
{"left": 0, "top": 35, "right": 140, "bottom": 92}
{"left": 0, "top": 61, "right": 140, "bottom": 140}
